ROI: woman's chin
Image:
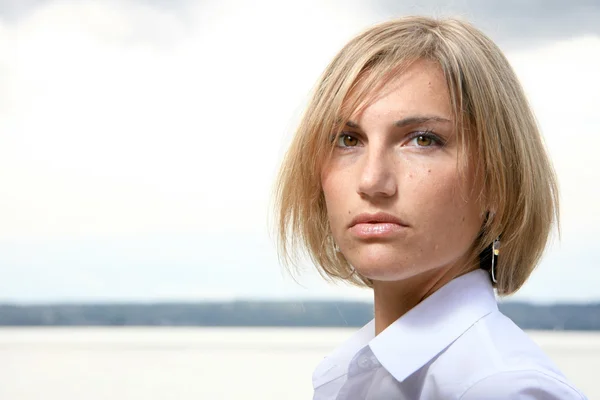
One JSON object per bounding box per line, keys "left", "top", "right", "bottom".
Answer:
{"left": 350, "top": 255, "right": 415, "bottom": 282}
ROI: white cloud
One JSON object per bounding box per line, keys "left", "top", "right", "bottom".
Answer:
{"left": 0, "top": 0, "right": 377, "bottom": 238}
{"left": 0, "top": 2, "right": 598, "bottom": 301}
{"left": 507, "top": 36, "right": 600, "bottom": 236}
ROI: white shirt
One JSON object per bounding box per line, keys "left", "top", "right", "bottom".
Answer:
{"left": 312, "top": 270, "right": 587, "bottom": 399}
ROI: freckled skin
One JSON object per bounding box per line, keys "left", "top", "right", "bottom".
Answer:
{"left": 321, "top": 60, "right": 484, "bottom": 283}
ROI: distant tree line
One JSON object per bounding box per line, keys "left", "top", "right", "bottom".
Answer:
{"left": 0, "top": 301, "right": 599, "bottom": 330}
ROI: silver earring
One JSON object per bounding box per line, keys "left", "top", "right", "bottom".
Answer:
{"left": 333, "top": 242, "right": 341, "bottom": 253}
{"left": 491, "top": 237, "right": 500, "bottom": 284}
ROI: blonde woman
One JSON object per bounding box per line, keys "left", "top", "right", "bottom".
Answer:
{"left": 275, "top": 16, "right": 587, "bottom": 399}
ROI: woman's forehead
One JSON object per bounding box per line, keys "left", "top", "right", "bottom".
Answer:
{"left": 341, "top": 60, "right": 454, "bottom": 123}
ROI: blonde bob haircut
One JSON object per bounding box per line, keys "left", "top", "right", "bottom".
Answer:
{"left": 274, "top": 16, "right": 559, "bottom": 296}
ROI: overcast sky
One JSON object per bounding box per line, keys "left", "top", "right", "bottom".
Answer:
{"left": 0, "top": 0, "right": 598, "bottom": 303}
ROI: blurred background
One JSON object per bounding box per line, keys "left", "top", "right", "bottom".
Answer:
{"left": 0, "top": 1, "right": 599, "bottom": 399}
{"left": 1, "top": 0, "right": 599, "bottom": 303}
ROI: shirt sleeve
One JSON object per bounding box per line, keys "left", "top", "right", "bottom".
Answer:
{"left": 459, "top": 370, "right": 587, "bottom": 400}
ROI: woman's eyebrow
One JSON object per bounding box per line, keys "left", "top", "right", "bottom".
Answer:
{"left": 394, "top": 116, "right": 452, "bottom": 127}
{"left": 345, "top": 115, "right": 452, "bottom": 129}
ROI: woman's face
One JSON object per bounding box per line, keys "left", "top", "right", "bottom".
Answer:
{"left": 321, "top": 59, "right": 484, "bottom": 282}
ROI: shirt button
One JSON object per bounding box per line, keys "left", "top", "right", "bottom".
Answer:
{"left": 358, "top": 356, "right": 371, "bottom": 369}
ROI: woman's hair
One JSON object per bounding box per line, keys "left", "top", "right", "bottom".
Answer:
{"left": 274, "top": 16, "right": 559, "bottom": 296}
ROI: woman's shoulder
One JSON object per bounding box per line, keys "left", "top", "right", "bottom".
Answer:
{"left": 460, "top": 309, "right": 554, "bottom": 362}
{"left": 428, "top": 310, "right": 586, "bottom": 399}
{"left": 457, "top": 369, "right": 587, "bottom": 399}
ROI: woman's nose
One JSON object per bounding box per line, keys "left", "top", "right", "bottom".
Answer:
{"left": 357, "top": 148, "right": 397, "bottom": 199}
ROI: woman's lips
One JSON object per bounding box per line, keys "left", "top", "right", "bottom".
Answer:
{"left": 349, "top": 222, "right": 408, "bottom": 239}
{"left": 348, "top": 212, "right": 409, "bottom": 239}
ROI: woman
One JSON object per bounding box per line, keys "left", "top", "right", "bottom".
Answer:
{"left": 274, "top": 16, "right": 587, "bottom": 399}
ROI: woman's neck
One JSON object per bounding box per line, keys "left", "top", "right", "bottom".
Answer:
{"left": 371, "top": 261, "right": 477, "bottom": 336}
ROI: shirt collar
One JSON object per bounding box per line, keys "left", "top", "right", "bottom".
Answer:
{"left": 312, "top": 269, "right": 498, "bottom": 388}
{"left": 370, "top": 269, "right": 498, "bottom": 382}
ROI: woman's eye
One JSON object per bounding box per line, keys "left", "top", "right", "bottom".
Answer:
{"left": 407, "top": 132, "right": 444, "bottom": 148}
{"left": 337, "top": 134, "right": 359, "bottom": 147}
{"left": 415, "top": 135, "right": 433, "bottom": 147}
